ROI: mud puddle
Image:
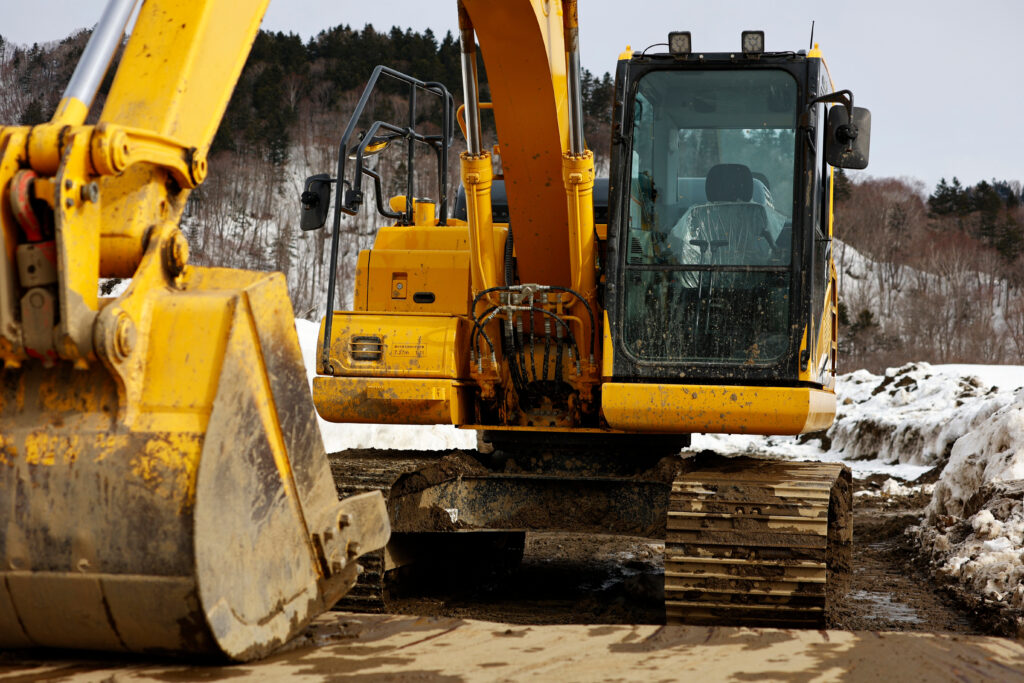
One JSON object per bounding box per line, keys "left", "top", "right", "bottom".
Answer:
{"left": 387, "top": 476, "right": 987, "bottom": 634}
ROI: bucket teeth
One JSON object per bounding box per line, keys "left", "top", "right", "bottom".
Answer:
{"left": 664, "top": 458, "right": 852, "bottom": 628}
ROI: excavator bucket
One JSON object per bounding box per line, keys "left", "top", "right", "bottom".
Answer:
{"left": 0, "top": 267, "right": 388, "bottom": 660}
{"left": 0, "top": 266, "right": 387, "bottom": 655}
{"left": 0, "top": 0, "right": 389, "bottom": 660}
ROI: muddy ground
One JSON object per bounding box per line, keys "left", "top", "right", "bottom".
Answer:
{"left": 381, "top": 473, "right": 989, "bottom": 635}
{"left": 4, "top": 471, "right": 1023, "bottom": 681}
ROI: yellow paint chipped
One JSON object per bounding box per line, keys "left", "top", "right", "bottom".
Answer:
{"left": 0, "top": 434, "right": 15, "bottom": 466}
{"left": 24, "top": 432, "right": 81, "bottom": 466}
{"left": 90, "top": 433, "right": 123, "bottom": 463}
{"left": 128, "top": 433, "right": 201, "bottom": 509}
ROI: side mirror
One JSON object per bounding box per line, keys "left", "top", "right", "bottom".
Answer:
{"left": 826, "top": 106, "right": 871, "bottom": 170}
{"left": 300, "top": 174, "right": 332, "bottom": 231}
{"left": 347, "top": 131, "right": 399, "bottom": 160}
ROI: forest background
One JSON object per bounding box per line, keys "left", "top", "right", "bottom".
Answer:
{"left": 1, "top": 25, "right": 1022, "bottom": 373}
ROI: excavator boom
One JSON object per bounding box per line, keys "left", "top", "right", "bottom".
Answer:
{"left": 0, "top": 0, "right": 389, "bottom": 661}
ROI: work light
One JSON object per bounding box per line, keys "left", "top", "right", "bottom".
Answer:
{"left": 741, "top": 31, "right": 764, "bottom": 55}
{"left": 668, "top": 31, "right": 692, "bottom": 55}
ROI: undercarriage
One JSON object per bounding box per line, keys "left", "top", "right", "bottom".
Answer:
{"left": 328, "top": 435, "right": 852, "bottom": 627}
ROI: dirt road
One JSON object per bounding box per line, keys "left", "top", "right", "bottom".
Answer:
{"left": 3, "top": 613, "right": 1023, "bottom": 682}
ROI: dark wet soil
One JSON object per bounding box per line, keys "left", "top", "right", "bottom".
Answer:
{"left": 385, "top": 476, "right": 988, "bottom": 635}
{"left": 828, "top": 490, "right": 981, "bottom": 633}
{"left": 389, "top": 532, "right": 665, "bottom": 625}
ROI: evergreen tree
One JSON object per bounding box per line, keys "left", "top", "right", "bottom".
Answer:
{"left": 19, "top": 98, "right": 45, "bottom": 126}
{"left": 928, "top": 177, "right": 970, "bottom": 216}
{"left": 833, "top": 168, "right": 851, "bottom": 201}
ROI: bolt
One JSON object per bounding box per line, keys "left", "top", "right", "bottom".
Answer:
{"left": 163, "top": 230, "right": 190, "bottom": 278}
{"left": 80, "top": 182, "right": 99, "bottom": 203}
{"left": 192, "top": 156, "right": 207, "bottom": 183}
{"left": 108, "top": 130, "right": 130, "bottom": 171}
{"left": 114, "top": 313, "right": 136, "bottom": 359}
{"left": 64, "top": 179, "right": 73, "bottom": 190}
{"left": 65, "top": 197, "right": 74, "bottom": 209}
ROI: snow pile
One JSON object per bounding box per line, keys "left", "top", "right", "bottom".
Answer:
{"left": 927, "top": 393, "right": 1024, "bottom": 518}
{"left": 915, "top": 394, "right": 1024, "bottom": 616}
{"left": 827, "top": 363, "right": 1023, "bottom": 467}
{"left": 854, "top": 478, "right": 934, "bottom": 499}
{"left": 293, "top": 319, "right": 475, "bottom": 453}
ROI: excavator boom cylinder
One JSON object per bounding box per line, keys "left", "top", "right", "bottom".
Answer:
{"left": 55, "top": 0, "right": 141, "bottom": 124}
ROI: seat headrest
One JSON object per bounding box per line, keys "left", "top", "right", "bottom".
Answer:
{"left": 705, "top": 164, "right": 753, "bottom": 202}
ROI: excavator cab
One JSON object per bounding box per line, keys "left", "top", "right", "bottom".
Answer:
{"left": 602, "top": 41, "right": 871, "bottom": 434}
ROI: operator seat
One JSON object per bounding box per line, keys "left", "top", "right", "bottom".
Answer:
{"left": 667, "top": 163, "right": 773, "bottom": 270}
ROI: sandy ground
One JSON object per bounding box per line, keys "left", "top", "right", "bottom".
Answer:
{"left": 2, "top": 474, "right": 1019, "bottom": 680}
{"left": 4, "top": 466, "right": 1019, "bottom": 679}
{"left": 3, "top": 613, "right": 1024, "bottom": 682}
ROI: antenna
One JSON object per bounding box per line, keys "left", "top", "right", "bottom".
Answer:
{"left": 809, "top": 21, "right": 815, "bottom": 50}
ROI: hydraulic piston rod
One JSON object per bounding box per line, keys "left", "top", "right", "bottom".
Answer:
{"left": 563, "top": 0, "right": 585, "bottom": 155}
{"left": 56, "top": 0, "right": 142, "bottom": 124}
{"left": 458, "top": 1, "right": 483, "bottom": 156}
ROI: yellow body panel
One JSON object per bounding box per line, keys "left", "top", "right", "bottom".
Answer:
{"left": 601, "top": 383, "right": 836, "bottom": 435}
{"left": 602, "top": 311, "right": 614, "bottom": 378}
{"left": 363, "top": 250, "right": 471, "bottom": 314}
{"left": 317, "top": 312, "right": 470, "bottom": 379}
{"left": 313, "top": 376, "right": 471, "bottom": 425}
{"left": 373, "top": 225, "right": 470, "bottom": 251}
{"left": 353, "top": 224, "right": 507, "bottom": 316}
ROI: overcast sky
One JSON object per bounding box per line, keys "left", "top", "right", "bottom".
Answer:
{"left": 3, "top": 0, "right": 1021, "bottom": 192}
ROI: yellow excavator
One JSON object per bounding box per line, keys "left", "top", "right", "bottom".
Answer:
{"left": 0, "top": 0, "right": 872, "bottom": 662}
{"left": 0, "top": 0, "right": 389, "bottom": 662}
{"left": 304, "top": 0, "right": 871, "bottom": 624}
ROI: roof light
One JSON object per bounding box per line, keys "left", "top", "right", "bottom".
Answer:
{"left": 741, "top": 30, "right": 764, "bottom": 55}
{"left": 668, "top": 31, "right": 692, "bottom": 56}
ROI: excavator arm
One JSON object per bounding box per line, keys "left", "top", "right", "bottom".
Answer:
{"left": 0, "top": 0, "right": 389, "bottom": 661}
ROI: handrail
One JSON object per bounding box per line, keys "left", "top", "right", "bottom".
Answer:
{"left": 321, "top": 65, "right": 455, "bottom": 375}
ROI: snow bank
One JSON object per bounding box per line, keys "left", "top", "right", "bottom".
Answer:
{"left": 828, "top": 363, "right": 1022, "bottom": 468}
{"left": 927, "top": 393, "right": 1024, "bottom": 519}
{"left": 912, "top": 394, "right": 1024, "bottom": 619}
{"left": 293, "top": 319, "right": 475, "bottom": 453}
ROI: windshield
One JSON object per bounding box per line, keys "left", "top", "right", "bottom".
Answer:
{"left": 622, "top": 69, "right": 798, "bottom": 366}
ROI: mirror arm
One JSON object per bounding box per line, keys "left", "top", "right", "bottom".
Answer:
{"left": 806, "top": 89, "right": 858, "bottom": 142}
{"left": 300, "top": 176, "right": 336, "bottom": 211}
